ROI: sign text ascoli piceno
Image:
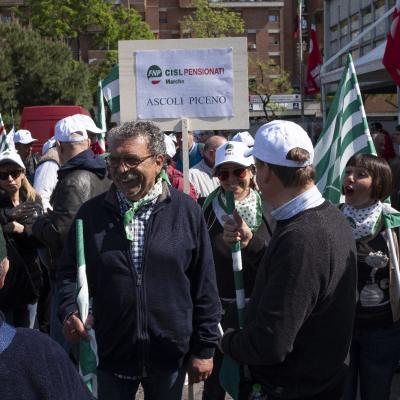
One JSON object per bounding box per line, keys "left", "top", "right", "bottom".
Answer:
{"left": 146, "top": 65, "right": 226, "bottom": 85}
{"left": 146, "top": 96, "right": 228, "bottom": 106}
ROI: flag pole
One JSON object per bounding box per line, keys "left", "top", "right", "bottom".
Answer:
{"left": 299, "top": 0, "right": 305, "bottom": 122}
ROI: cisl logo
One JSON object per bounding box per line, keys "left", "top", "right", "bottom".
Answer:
{"left": 147, "top": 65, "right": 162, "bottom": 85}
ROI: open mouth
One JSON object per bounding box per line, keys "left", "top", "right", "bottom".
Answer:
{"left": 344, "top": 185, "right": 354, "bottom": 195}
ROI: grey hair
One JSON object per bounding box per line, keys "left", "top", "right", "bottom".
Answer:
{"left": 107, "top": 121, "right": 166, "bottom": 156}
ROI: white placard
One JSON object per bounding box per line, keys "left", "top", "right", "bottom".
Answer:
{"left": 136, "top": 48, "right": 233, "bottom": 119}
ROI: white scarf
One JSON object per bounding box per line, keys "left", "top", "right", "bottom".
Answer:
{"left": 342, "top": 202, "right": 383, "bottom": 240}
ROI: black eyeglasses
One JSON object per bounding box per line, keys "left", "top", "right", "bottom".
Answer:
{"left": 217, "top": 167, "right": 248, "bottom": 181}
{"left": 106, "top": 154, "right": 155, "bottom": 169}
{"left": 0, "top": 170, "right": 24, "bottom": 180}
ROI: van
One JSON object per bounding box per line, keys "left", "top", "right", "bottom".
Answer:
{"left": 20, "top": 105, "right": 90, "bottom": 153}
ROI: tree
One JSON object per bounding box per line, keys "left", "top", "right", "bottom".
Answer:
{"left": 181, "top": 0, "right": 244, "bottom": 38}
{"left": 17, "top": 0, "right": 154, "bottom": 55}
{"left": 249, "top": 58, "right": 293, "bottom": 121}
{"left": 0, "top": 21, "right": 92, "bottom": 126}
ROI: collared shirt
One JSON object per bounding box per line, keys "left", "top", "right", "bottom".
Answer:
{"left": 116, "top": 191, "right": 156, "bottom": 274}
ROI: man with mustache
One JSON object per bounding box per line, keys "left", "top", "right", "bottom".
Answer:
{"left": 57, "top": 121, "right": 221, "bottom": 400}
{"left": 32, "top": 115, "right": 111, "bottom": 345}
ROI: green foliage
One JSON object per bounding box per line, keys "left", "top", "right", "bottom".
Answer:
{"left": 19, "top": 0, "right": 154, "bottom": 50}
{"left": 88, "top": 51, "right": 118, "bottom": 97}
{"left": 249, "top": 58, "right": 293, "bottom": 121}
{"left": 181, "top": 0, "right": 244, "bottom": 38}
{"left": 0, "top": 21, "right": 91, "bottom": 126}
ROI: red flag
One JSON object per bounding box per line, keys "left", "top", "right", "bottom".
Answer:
{"left": 293, "top": 0, "right": 301, "bottom": 39}
{"left": 305, "top": 23, "right": 323, "bottom": 95}
{"left": 383, "top": 0, "right": 400, "bottom": 86}
{"left": 0, "top": 114, "right": 6, "bottom": 136}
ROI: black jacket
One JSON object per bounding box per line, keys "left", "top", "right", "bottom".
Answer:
{"left": 32, "top": 148, "right": 111, "bottom": 273}
{"left": 200, "top": 197, "right": 275, "bottom": 300}
{"left": 221, "top": 202, "right": 357, "bottom": 398}
{"left": 0, "top": 192, "right": 44, "bottom": 310}
{"left": 57, "top": 183, "right": 222, "bottom": 377}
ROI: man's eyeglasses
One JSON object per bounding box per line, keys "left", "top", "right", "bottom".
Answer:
{"left": 0, "top": 170, "right": 24, "bottom": 181}
{"left": 106, "top": 154, "right": 155, "bottom": 169}
{"left": 217, "top": 167, "right": 247, "bottom": 181}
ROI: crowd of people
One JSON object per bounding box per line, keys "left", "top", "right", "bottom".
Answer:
{"left": 0, "top": 115, "right": 400, "bottom": 400}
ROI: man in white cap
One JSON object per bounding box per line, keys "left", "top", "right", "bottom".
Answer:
{"left": 32, "top": 115, "right": 111, "bottom": 346}
{"left": 72, "top": 114, "right": 105, "bottom": 154}
{"left": 13, "top": 129, "right": 40, "bottom": 183}
{"left": 220, "top": 120, "right": 357, "bottom": 400}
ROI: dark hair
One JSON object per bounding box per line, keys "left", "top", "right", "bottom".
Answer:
{"left": 345, "top": 154, "right": 392, "bottom": 201}
{"left": 396, "top": 125, "right": 400, "bottom": 131}
{"left": 107, "top": 121, "right": 166, "bottom": 156}
{"left": 265, "top": 148, "right": 315, "bottom": 188}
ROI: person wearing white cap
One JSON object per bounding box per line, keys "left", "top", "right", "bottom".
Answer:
{"left": 220, "top": 120, "right": 357, "bottom": 400}
{"left": 0, "top": 150, "right": 44, "bottom": 328}
{"left": 231, "top": 131, "right": 254, "bottom": 147}
{"left": 200, "top": 141, "right": 275, "bottom": 400}
{"left": 71, "top": 114, "right": 105, "bottom": 155}
{"left": 31, "top": 115, "right": 111, "bottom": 347}
{"left": 13, "top": 129, "right": 40, "bottom": 184}
{"left": 189, "top": 135, "right": 227, "bottom": 198}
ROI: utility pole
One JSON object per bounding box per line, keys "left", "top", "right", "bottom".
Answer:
{"left": 299, "top": 0, "right": 305, "bottom": 122}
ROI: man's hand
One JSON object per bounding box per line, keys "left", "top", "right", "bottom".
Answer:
{"left": 187, "top": 356, "right": 213, "bottom": 384}
{"left": 223, "top": 210, "right": 253, "bottom": 249}
{"left": 63, "top": 313, "right": 89, "bottom": 343}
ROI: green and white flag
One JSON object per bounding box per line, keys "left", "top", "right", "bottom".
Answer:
{"left": 96, "top": 80, "right": 107, "bottom": 151}
{"left": 102, "top": 65, "right": 120, "bottom": 124}
{"left": 314, "top": 54, "right": 376, "bottom": 203}
{"left": 0, "top": 114, "right": 8, "bottom": 153}
{"left": 76, "top": 219, "right": 98, "bottom": 398}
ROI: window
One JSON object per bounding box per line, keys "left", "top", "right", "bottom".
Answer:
{"left": 159, "top": 12, "right": 168, "bottom": 24}
{"left": 268, "top": 14, "right": 279, "bottom": 22}
{"left": 269, "top": 35, "right": 279, "bottom": 45}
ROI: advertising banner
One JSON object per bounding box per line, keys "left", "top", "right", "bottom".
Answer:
{"left": 136, "top": 48, "right": 233, "bottom": 119}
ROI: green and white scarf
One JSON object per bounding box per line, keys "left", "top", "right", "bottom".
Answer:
{"left": 342, "top": 202, "right": 383, "bottom": 240}
{"left": 122, "top": 178, "right": 163, "bottom": 241}
{"left": 202, "top": 187, "right": 262, "bottom": 232}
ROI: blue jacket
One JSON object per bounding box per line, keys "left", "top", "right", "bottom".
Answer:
{"left": 57, "top": 183, "right": 221, "bottom": 376}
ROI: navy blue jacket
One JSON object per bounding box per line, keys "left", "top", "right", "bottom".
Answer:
{"left": 0, "top": 314, "right": 92, "bottom": 400}
{"left": 57, "top": 183, "right": 221, "bottom": 376}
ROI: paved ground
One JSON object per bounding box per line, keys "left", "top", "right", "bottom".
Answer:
{"left": 135, "top": 374, "right": 400, "bottom": 399}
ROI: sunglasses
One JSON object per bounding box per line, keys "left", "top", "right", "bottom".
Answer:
{"left": 217, "top": 167, "right": 248, "bottom": 181}
{"left": 0, "top": 170, "right": 23, "bottom": 180}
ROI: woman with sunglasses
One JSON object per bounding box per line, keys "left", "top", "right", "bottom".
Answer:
{"left": 200, "top": 141, "right": 275, "bottom": 400}
{"left": 0, "top": 150, "right": 44, "bottom": 328}
{"left": 341, "top": 154, "right": 400, "bottom": 400}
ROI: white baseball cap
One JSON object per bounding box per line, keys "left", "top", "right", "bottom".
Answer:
{"left": 231, "top": 131, "right": 255, "bottom": 147}
{"left": 13, "top": 129, "right": 38, "bottom": 145}
{"left": 164, "top": 134, "right": 176, "bottom": 158}
{"left": 72, "top": 114, "right": 103, "bottom": 134}
{"left": 214, "top": 141, "right": 254, "bottom": 169}
{"left": 247, "top": 120, "right": 314, "bottom": 167}
{"left": 42, "top": 136, "right": 56, "bottom": 155}
{"left": 0, "top": 150, "right": 26, "bottom": 169}
{"left": 54, "top": 116, "right": 88, "bottom": 143}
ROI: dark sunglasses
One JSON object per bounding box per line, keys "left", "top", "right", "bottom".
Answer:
{"left": 0, "top": 170, "right": 23, "bottom": 180}
{"left": 217, "top": 167, "right": 247, "bottom": 181}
